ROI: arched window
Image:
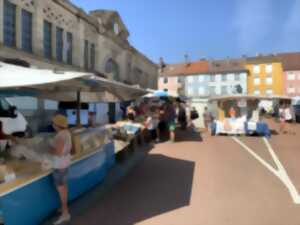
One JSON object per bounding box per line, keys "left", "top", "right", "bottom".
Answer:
{"left": 105, "top": 58, "right": 120, "bottom": 81}
{"left": 132, "top": 67, "right": 143, "bottom": 85}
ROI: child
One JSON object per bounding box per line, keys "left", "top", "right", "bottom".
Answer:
{"left": 145, "top": 107, "right": 159, "bottom": 142}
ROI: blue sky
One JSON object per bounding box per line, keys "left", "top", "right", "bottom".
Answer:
{"left": 71, "top": 0, "right": 300, "bottom": 64}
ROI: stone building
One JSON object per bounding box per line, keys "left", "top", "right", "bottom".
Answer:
{"left": 0, "top": 0, "right": 158, "bottom": 87}
{"left": 0, "top": 0, "right": 158, "bottom": 129}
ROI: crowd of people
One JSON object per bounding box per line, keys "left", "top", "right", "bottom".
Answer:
{"left": 126, "top": 98, "right": 199, "bottom": 143}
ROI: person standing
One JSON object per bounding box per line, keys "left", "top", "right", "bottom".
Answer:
{"left": 203, "top": 107, "right": 213, "bottom": 132}
{"left": 189, "top": 107, "right": 199, "bottom": 133}
{"left": 165, "top": 101, "right": 177, "bottom": 142}
{"left": 284, "top": 104, "right": 296, "bottom": 135}
{"left": 145, "top": 107, "right": 159, "bottom": 142}
{"left": 126, "top": 106, "right": 136, "bottom": 122}
{"left": 177, "top": 102, "right": 187, "bottom": 130}
{"left": 50, "top": 115, "right": 72, "bottom": 225}
{"left": 279, "top": 104, "right": 286, "bottom": 134}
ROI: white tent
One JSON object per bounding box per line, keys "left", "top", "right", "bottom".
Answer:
{"left": 0, "top": 62, "right": 148, "bottom": 102}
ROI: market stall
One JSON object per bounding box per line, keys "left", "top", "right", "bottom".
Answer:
{"left": 209, "top": 95, "right": 275, "bottom": 137}
{"left": 0, "top": 62, "right": 148, "bottom": 225}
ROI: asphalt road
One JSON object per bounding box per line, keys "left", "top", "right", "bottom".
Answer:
{"left": 47, "top": 120, "right": 300, "bottom": 225}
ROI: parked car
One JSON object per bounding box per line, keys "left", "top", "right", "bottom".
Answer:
{"left": 0, "top": 98, "right": 29, "bottom": 136}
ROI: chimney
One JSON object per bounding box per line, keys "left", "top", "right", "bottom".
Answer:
{"left": 159, "top": 57, "right": 166, "bottom": 74}
{"left": 184, "top": 53, "right": 190, "bottom": 66}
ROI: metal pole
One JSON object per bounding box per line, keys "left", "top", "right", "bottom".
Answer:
{"left": 76, "top": 90, "right": 81, "bottom": 126}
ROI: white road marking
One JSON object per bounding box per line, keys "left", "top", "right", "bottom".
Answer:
{"left": 232, "top": 137, "right": 300, "bottom": 204}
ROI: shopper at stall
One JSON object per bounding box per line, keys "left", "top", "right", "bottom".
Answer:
{"left": 0, "top": 121, "right": 15, "bottom": 151}
{"left": 126, "top": 106, "right": 136, "bottom": 122}
{"left": 279, "top": 104, "right": 286, "bottom": 134}
{"left": 189, "top": 107, "right": 199, "bottom": 133}
{"left": 50, "top": 114, "right": 72, "bottom": 225}
{"left": 177, "top": 101, "right": 187, "bottom": 130}
{"left": 145, "top": 106, "right": 159, "bottom": 142}
{"left": 203, "top": 107, "right": 213, "bottom": 132}
{"left": 283, "top": 104, "right": 296, "bottom": 135}
{"left": 165, "top": 101, "right": 177, "bottom": 142}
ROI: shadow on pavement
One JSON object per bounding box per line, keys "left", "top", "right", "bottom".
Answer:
{"left": 175, "top": 128, "right": 203, "bottom": 142}
{"left": 70, "top": 154, "right": 195, "bottom": 225}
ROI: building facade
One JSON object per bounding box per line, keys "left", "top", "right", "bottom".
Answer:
{"left": 184, "top": 72, "right": 247, "bottom": 97}
{"left": 159, "top": 59, "right": 248, "bottom": 128}
{"left": 0, "top": 0, "right": 158, "bottom": 130}
{"left": 278, "top": 53, "right": 300, "bottom": 97}
{"left": 0, "top": 0, "right": 158, "bottom": 89}
{"left": 245, "top": 56, "right": 284, "bottom": 96}
{"left": 158, "top": 60, "right": 209, "bottom": 96}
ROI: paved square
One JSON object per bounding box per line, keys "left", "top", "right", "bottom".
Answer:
{"left": 63, "top": 120, "right": 300, "bottom": 225}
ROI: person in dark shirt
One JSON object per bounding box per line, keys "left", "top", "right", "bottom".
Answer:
{"left": 165, "top": 101, "right": 177, "bottom": 142}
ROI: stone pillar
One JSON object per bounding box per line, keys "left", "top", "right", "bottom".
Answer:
{"left": 0, "top": 0, "right": 3, "bottom": 43}
{"left": 52, "top": 24, "right": 56, "bottom": 60}
{"left": 16, "top": 5, "right": 22, "bottom": 49}
{"left": 33, "top": 0, "right": 44, "bottom": 56}
{"left": 62, "top": 30, "right": 67, "bottom": 63}
{"left": 73, "top": 18, "right": 85, "bottom": 68}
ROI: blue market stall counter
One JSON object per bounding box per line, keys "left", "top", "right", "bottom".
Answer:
{"left": 0, "top": 126, "right": 115, "bottom": 225}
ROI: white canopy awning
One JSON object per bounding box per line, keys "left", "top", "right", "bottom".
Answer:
{"left": 0, "top": 62, "right": 148, "bottom": 102}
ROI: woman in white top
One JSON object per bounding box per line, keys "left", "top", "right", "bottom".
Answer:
{"left": 50, "top": 114, "right": 72, "bottom": 225}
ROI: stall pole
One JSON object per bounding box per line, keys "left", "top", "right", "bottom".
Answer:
{"left": 76, "top": 90, "right": 81, "bottom": 127}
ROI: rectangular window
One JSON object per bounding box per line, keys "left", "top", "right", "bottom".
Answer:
{"left": 210, "top": 75, "right": 215, "bottom": 82}
{"left": 216, "top": 74, "right": 221, "bottom": 82}
{"left": 221, "top": 86, "right": 227, "bottom": 95}
{"left": 227, "top": 73, "right": 235, "bottom": 81}
{"left": 198, "top": 75, "right": 205, "bottom": 83}
{"left": 90, "top": 43, "right": 95, "bottom": 71}
{"left": 163, "top": 77, "right": 168, "bottom": 84}
{"left": 209, "top": 86, "right": 216, "bottom": 95}
{"left": 21, "top": 10, "right": 32, "bottom": 52}
{"left": 287, "top": 72, "right": 296, "bottom": 80}
{"left": 43, "top": 21, "right": 52, "bottom": 59}
{"left": 3, "top": 0, "right": 16, "bottom": 47}
{"left": 66, "top": 32, "right": 73, "bottom": 65}
{"left": 56, "top": 27, "right": 63, "bottom": 62}
{"left": 198, "top": 86, "right": 205, "bottom": 96}
{"left": 254, "top": 77, "right": 261, "bottom": 85}
{"left": 266, "top": 89, "right": 273, "bottom": 95}
{"left": 234, "top": 74, "right": 240, "bottom": 81}
{"left": 178, "top": 77, "right": 184, "bottom": 83}
{"left": 187, "top": 76, "right": 194, "bottom": 83}
{"left": 254, "top": 90, "right": 260, "bottom": 95}
{"left": 84, "top": 40, "right": 89, "bottom": 70}
{"left": 265, "top": 64, "right": 272, "bottom": 73}
{"left": 253, "top": 65, "right": 260, "bottom": 74}
{"left": 193, "top": 76, "right": 198, "bottom": 82}
{"left": 187, "top": 87, "right": 193, "bottom": 96}
{"left": 221, "top": 75, "right": 227, "bottom": 82}
{"left": 288, "top": 87, "right": 295, "bottom": 94}
{"left": 266, "top": 77, "right": 273, "bottom": 85}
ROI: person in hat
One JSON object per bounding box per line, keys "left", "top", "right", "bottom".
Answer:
{"left": 50, "top": 114, "right": 72, "bottom": 224}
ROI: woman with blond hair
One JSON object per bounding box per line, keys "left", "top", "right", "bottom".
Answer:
{"left": 50, "top": 114, "right": 72, "bottom": 225}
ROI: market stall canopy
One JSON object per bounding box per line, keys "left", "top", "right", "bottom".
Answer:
{"left": 0, "top": 62, "right": 148, "bottom": 102}
{"left": 209, "top": 94, "right": 292, "bottom": 102}
{"left": 143, "top": 90, "right": 179, "bottom": 98}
